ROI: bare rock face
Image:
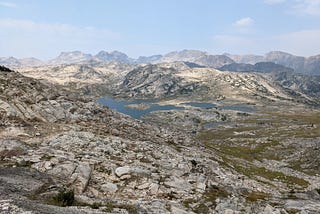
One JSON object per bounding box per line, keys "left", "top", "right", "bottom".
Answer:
{"left": 122, "top": 63, "right": 201, "bottom": 98}
{"left": 69, "top": 164, "right": 92, "bottom": 193}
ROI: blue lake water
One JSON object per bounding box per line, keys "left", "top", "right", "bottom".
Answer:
{"left": 221, "top": 105, "right": 254, "bottom": 113}
{"left": 99, "top": 97, "right": 255, "bottom": 119}
{"left": 98, "top": 97, "right": 184, "bottom": 119}
{"left": 182, "top": 102, "right": 216, "bottom": 109}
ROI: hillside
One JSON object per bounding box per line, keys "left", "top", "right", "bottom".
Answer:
{"left": 1, "top": 61, "right": 320, "bottom": 213}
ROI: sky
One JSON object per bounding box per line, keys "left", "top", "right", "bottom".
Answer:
{"left": 0, "top": 0, "right": 320, "bottom": 59}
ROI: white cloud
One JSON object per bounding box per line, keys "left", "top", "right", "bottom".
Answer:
{"left": 0, "top": 1, "right": 17, "bottom": 8}
{"left": 0, "top": 19, "right": 121, "bottom": 59}
{"left": 212, "top": 29, "right": 320, "bottom": 56}
{"left": 291, "top": 0, "right": 320, "bottom": 16}
{"left": 264, "top": 0, "right": 287, "bottom": 5}
{"left": 233, "top": 17, "right": 254, "bottom": 28}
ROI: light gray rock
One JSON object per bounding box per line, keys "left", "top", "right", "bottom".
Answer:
{"left": 170, "top": 205, "right": 190, "bottom": 214}
{"left": 136, "top": 182, "right": 150, "bottom": 190}
{"left": 48, "top": 162, "right": 77, "bottom": 178}
{"left": 149, "top": 183, "right": 159, "bottom": 195}
{"left": 131, "top": 167, "right": 151, "bottom": 177}
{"left": 115, "top": 166, "right": 131, "bottom": 177}
{"left": 263, "top": 205, "right": 274, "bottom": 214}
{"left": 70, "top": 164, "right": 92, "bottom": 193}
{"left": 101, "top": 182, "right": 118, "bottom": 193}
{"left": 224, "top": 209, "right": 234, "bottom": 214}
{"left": 164, "top": 177, "right": 192, "bottom": 192}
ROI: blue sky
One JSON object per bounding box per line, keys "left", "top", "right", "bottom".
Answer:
{"left": 0, "top": 0, "right": 320, "bottom": 59}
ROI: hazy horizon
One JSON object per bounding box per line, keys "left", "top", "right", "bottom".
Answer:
{"left": 1, "top": 0, "right": 320, "bottom": 59}
{"left": 2, "top": 49, "right": 319, "bottom": 62}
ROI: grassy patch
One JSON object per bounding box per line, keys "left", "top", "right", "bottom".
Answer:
{"left": 234, "top": 164, "right": 309, "bottom": 188}
{"left": 191, "top": 185, "right": 230, "bottom": 213}
{"left": 289, "top": 160, "right": 319, "bottom": 176}
{"left": 286, "top": 208, "right": 300, "bottom": 214}
{"left": 204, "top": 185, "right": 230, "bottom": 205}
{"left": 245, "top": 191, "right": 271, "bottom": 203}
{"left": 214, "top": 140, "right": 280, "bottom": 162}
{"left": 193, "top": 203, "right": 210, "bottom": 213}
{"left": 40, "top": 154, "right": 53, "bottom": 161}
{"left": 50, "top": 189, "right": 75, "bottom": 207}
{"left": 212, "top": 154, "right": 309, "bottom": 189}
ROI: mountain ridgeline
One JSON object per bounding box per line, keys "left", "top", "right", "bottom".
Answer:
{"left": 1, "top": 49, "right": 320, "bottom": 75}
{"left": 1, "top": 45, "right": 320, "bottom": 214}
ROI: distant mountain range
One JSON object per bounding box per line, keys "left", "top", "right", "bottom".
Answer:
{"left": 219, "top": 62, "right": 294, "bottom": 73}
{"left": 1, "top": 50, "right": 320, "bottom": 75}
{"left": 226, "top": 51, "right": 320, "bottom": 76}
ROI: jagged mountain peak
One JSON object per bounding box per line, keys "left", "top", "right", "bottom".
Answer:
{"left": 49, "top": 51, "right": 92, "bottom": 65}
{"left": 94, "top": 50, "right": 131, "bottom": 63}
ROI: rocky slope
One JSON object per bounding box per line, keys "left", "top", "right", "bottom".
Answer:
{"left": 1, "top": 65, "right": 320, "bottom": 213}
{"left": 121, "top": 63, "right": 203, "bottom": 98}
{"left": 95, "top": 51, "right": 132, "bottom": 64}
{"left": 119, "top": 62, "right": 317, "bottom": 106}
{"left": 19, "top": 59, "right": 316, "bottom": 106}
{"left": 16, "top": 61, "right": 136, "bottom": 97}
{"left": 267, "top": 71, "right": 320, "bottom": 99}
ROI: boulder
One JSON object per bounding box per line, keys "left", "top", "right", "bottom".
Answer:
{"left": 69, "top": 164, "right": 92, "bottom": 193}
{"left": 115, "top": 166, "right": 131, "bottom": 177}
{"left": 101, "top": 182, "right": 118, "bottom": 193}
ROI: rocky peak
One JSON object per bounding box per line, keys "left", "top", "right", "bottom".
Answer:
{"left": 264, "top": 51, "right": 305, "bottom": 72}
{"left": 94, "top": 50, "right": 131, "bottom": 63}
{"left": 0, "top": 57, "right": 21, "bottom": 67}
{"left": 161, "top": 49, "right": 207, "bottom": 63}
{"left": 49, "top": 51, "right": 93, "bottom": 65}
{"left": 160, "top": 49, "right": 234, "bottom": 68}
